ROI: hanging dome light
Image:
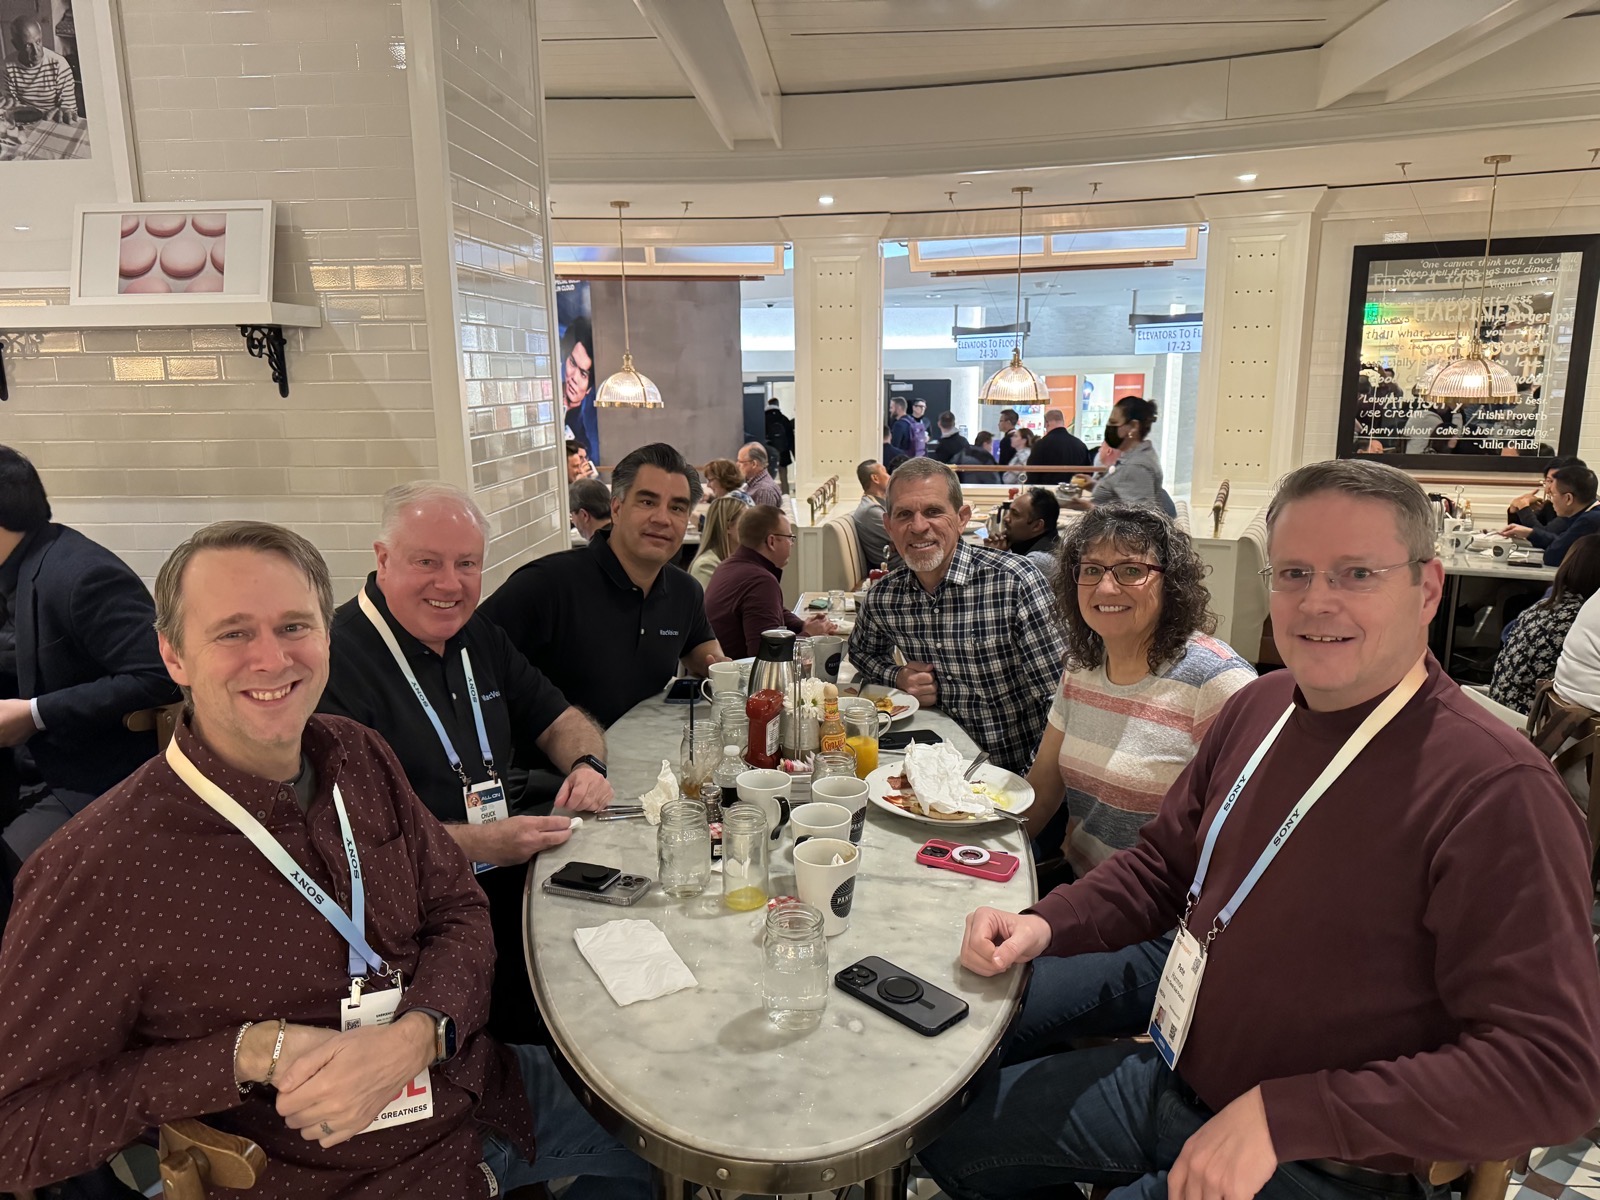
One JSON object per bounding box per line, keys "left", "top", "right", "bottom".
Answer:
{"left": 1425, "top": 155, "right": 1518, "bottom": 406}
{"left": 980, "top": 186, "right": 1049, "bottom": 404}
{"left": 593, "top": 200, "right": 663, "bottom": 410}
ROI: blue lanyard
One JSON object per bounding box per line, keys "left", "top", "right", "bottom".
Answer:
{"left": 166, "top": 736, "right": 387, "bottom": 979}
{"left": 1187, "top": 658, "right": 1428, "bottom": 939}
{"left": 359, "top": 589, "right": 496, "bottom": 785}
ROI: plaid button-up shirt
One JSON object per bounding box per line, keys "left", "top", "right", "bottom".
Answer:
{"left": 848, "top": 541, "right": 1064, "bottom": 772}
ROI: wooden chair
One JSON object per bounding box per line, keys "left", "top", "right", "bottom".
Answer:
{"left": 158, "top": 1120, "right": 266, "bottom": 1198}
{"left": 1524, "top": 679, "right": 1600, "bottom": 867}
{"left": 123, "top": 701, "right": 186, "bottom": 751}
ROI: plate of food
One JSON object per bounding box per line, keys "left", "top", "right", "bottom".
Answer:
{"left": 865, "top": 742, "right": 1033, "bottom": 827}
{"left": 840, "top": 684, "right": 918, "bottom": 723}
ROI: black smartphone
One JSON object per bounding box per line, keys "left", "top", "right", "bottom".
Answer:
{"left": 662, "top": 677, "right": 702, "bottom": 705}
{"left": 543, "top": 862, "right": 652, "bottom": 906}
{"left": 834, "top": 957, "right": 969, "bottom": 1036}
{"left": 879, "top": 729, "right": 943, "bottom": 751}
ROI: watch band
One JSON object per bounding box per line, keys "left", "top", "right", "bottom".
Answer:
{"left": 574, "top": 754, "right": 607, "bottom": 778}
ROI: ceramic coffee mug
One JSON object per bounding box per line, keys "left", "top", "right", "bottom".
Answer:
{"left": 811, "top": 635, "right": 846, "bottom": 684}
{"left": 789, "top": 801, "right": 852, "bottom": 847}
{"left": 793, "top": 837, "right": 860, "bottom": 936}
{"left": 701, "top": 661, "right": 743, "bottom": 701}
{"left": 736, "top": 768, "right": 792, "bottom": 842}
{"left": 811, "top": 775, "right": 869, "bottom": 844}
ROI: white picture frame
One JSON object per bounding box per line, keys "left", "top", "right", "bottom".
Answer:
{"left": 70, "top": 200, "right": 273, "bottom": 305}
{"left": 0, "top": 0, "right": 138, "bottom": 288}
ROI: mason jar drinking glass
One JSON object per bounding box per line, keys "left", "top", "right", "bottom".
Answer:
{"left": 811, "top": 750, "right": 858, "bottom": 784}
{"left": 762, "top": 900, "right": 828, "bottom": 1030}
{"left": 721, "top": 804, "right": 770, "bottom": 912}
{"left": 657, "top": 800, "right": 712, "bottom": 898}
{"left": 680, "top": 723, "right": 721, "bottom": 799}
{"left": 839, "top": 698, "right": 881, "bottom": 778}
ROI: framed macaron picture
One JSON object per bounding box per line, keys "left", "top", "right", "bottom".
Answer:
{"left": 71, "top": 201, "right": 273, "bottom": 304}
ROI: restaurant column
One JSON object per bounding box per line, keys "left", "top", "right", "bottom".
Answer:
{"left": 780, "top": 215, "right": 891, "bottom": 497}
{"left": 1190, "top": 188, "right": 1331, "bottom": 512}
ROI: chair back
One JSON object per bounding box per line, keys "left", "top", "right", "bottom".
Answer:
{"left": 1459, "top": 684, "right": 1528, "bottom": 731}
{"left": 123, "top": 701, "right": 186, "bottom": 750}
{"left": 1525, "top": 679, "right": 1600, "bottom": 865}
{"left": 158, "top": 1119, "right": 266, "bottom": 1198}
{"left": 1428, "top": 1157, "right": 1523, "bottom": 1200}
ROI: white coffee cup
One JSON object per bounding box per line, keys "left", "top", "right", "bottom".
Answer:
{"left": 736, "top": 768, "right": 792, "bottom": 842}
{"left": 702, "top": 661, "right": 743, "bottom": 701}
{"left": 790, "top": 801, "right": 852, "bottom": 847}
{"left": 811, "top": 635, "right": 846, "bottom": 684}
{"left": 793, "top": 837, "right": 861, "bottom": 936}
{"left": 811, "top": 775, "right": 869, "bottom": 845}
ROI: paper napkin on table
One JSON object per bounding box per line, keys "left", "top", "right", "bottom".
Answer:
{"left": 638, "top": 759, "right": 678, "bottom": 825}
{"left": 903, "top": 741, "right": 994, "bottom": 817}
{"left": 573, "top": 919, "right": 698, "bottom": 1007}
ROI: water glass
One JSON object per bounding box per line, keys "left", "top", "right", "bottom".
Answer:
{"left": 763, "top": 900, "right": 828, "bottom": 1030}
{"left": 811, "top": 751, "right": 858, "bottom": 784}
{"left": 721, "top": 803, "right": 770, "bottom": 911}
{"left": 657, "top": 800, "right": 712, "bottom": 898}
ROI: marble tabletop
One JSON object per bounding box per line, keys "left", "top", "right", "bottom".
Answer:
{"left": 524, "top": 687, "right": 1035, "bottom": 1186}
{"left": 1436, "top": 548, "right": 1556, "bottom": 582}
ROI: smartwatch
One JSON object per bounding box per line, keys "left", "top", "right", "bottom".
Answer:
{"left": 573, "top": 754, "right": 607, "bottom": 778}
{"left": 431, "top": 1012, "right": 456, "bottom": 1065}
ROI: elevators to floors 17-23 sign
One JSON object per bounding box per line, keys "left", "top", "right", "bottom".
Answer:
{"left": 1338, "top": 235, "right": 1600, "bottom": 470}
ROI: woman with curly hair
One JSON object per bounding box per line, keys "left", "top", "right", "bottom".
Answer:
{"left": 1010, "top": 504, "right": 1256, "bottom": 1056}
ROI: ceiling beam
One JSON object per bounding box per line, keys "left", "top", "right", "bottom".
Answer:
{"left": 1316, "top": 0, "right": 1592, "bottom": 109}
{"left": 630, "top": 0, "right": 782, "bottom": 149}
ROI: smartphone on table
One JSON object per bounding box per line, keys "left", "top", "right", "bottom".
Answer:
{"left": 542, "top": 861, "right": 653, "bottom": 906}
{"left": 879, "top": 729, "right": 943, "bottom": 751}
{"left": 916, "top": 839, "right": 1020, "bottom": 883}
{"left": 662, "top": 677, "right": 701, "bottom": 705}
{"left": 835, "top": 957, "right": 968, "bottom": 1036}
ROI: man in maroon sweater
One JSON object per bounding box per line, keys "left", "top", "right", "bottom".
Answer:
{"left": 703, "top": 504, "right": 834, "bottom": 658}
{"left": 922, "top": 459, "right": 1600, "bottom": 1200}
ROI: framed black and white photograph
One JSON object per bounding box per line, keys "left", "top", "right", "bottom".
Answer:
{"left": 1337, "top": 234, "right": 1600, "bottom": 474}
{"left": 0, "top": 0, "right": 135, "bottom": 287}
{"left": 72, "top": 201, "right": 274, "bottom": 304}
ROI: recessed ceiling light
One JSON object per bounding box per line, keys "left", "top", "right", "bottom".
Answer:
{"left": 12, "top": 225, "right": 28, "bottom": 232}
{"left": 817, "top": 195, "right": 834, "bottom": 206}
{"left": 958, "top": 180, "right": 972, "bottom": 186}
{"left": 1237, "top": 173, "right": 1257, "bottom": 183}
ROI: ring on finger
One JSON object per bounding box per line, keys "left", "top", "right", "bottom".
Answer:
{"left": 320, "top": 1121, "right": 334, "bottom": 1136}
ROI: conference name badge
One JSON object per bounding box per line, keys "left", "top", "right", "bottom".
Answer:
{"left": 339, "top": 983, "right": 434, "bottom": 1133}
{"left": 1147, "top": 926, "right": 1206, "bottom": 1071}
{"left": 465, "top": 779, "right": 509, "bottom": 874}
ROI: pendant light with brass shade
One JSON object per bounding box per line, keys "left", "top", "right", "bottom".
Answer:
{"left": 1424, "top": 155, "right": 1519, "bottom": 404}
{"left": 594, "top": 200, "right": 663, "bottom": 410}
{"left": 980, "top": 186, "right": 1050, "bottom": 405}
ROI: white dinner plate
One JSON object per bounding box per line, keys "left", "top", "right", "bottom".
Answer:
{"left": 841, "top": 685, "right": 919, "bottom": 723}
{"left": 864, "top": 761, "right": 1035, "bottom": 827}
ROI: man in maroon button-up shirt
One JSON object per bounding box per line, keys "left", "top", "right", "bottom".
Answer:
{"left": 703, "top": 505, "right": 834, "bottom": 659}
{"left": 0, "top": 521, "right": 648, "bottom": 1199}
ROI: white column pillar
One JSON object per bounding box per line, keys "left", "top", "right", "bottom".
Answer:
{"left": 781, "top": 215, "right": 890, "bottom": 496}
{"left": 1191, "top": 188, "right": 1331, "bottom": 514}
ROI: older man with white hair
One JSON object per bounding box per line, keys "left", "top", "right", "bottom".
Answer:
{"left": 322, "top": 480, "right": 611, "bottom": 1041}
{"left": 737, "top": 441, "right": 784, "bottom": 507}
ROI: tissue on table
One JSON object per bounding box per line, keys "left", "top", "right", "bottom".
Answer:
{"left": 903, "top": 741, "right": 993, "bottom": 817}
{"left": 638, "top": 759, "right": 678, "bottom": 825}
{"left": 573, "top": 919, "right": 698, "bottom": 1006}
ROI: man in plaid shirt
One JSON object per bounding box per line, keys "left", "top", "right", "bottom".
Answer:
{"left": 848, "top": 458, "right": 1064, "bottom": 772}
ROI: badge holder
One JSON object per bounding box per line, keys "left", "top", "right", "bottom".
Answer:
{"left": 339, "top": 967, "right": 435, "bottom": 1133}
{"left": 463, "top": 764, "right": 508, "bottom": 875}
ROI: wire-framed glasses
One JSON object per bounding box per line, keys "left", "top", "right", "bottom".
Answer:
{"left": 1259, "top": 560, "right": 1426, "bottom": 593}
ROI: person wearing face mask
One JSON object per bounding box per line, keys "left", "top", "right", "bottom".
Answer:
{"left": 1088, "top": 396, "right": 1164, "bottom": 511}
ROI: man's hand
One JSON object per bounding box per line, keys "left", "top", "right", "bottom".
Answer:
{"left": 274, "top": 1012, "right": 435, "bottom": 1147}
{"left": 235, "top": 1021, "right": 340, "bottom": 1086}
{"left": 555, "top": 764, "right": 612, "bottom": 812}
{"left": 801, "top": 614, "right": 836, "bottom": 637}
{"left": 1499, "top": 524, "right": 1532, "bottom": 541}
{"left": 896, "top": 662, "right": 938, "bottom": 707}
{"left": 989, "top": 527, "right": 1009, "bottom": 552}
{"left": 0, "top": 698, "right": 39, "bottom": 747}
{"left": 1168, "top": 1086, "right": 1279, "bottom": 1200}
{"left": 447, "top": 814, "right": 573, "bottom": 867}
{"left": 958, "top": 907, "right": 1051, "bottom": 976}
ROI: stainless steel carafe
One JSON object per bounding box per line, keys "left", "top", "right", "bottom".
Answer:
{"left": 748, "top": 628, "right": 797, "bottom": 698}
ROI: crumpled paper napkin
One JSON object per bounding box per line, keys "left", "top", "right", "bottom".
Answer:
{"left": 904, "top": 741, "right": 994, "bottom": 817}
{"left": 639, "top": 758, "right": 678, "bottom": 825}
{"left": 573, "top": 919, "right": 698, "bottom": 1006}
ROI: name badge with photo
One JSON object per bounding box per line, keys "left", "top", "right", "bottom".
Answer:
{"left": 1147, "top": 926, "right": 1207, "bottom": 1071}
{"left": 465, "top": 779, "right": 509, "bottom": 873}
{"left": 337, "top": 984, "right": 434, "bottom": 1133}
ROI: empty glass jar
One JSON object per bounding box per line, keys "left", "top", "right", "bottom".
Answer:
{"left": 657, "top": 800, "right": 712, "bottom": 898}
{"left": 762, "top": 900, "right": 828, "bottom": 1030}
{"left": 721, "top": 803, "right": 770, "bottom": 912}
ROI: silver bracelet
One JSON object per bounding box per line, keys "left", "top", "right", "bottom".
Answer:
{"left": 232, "top": 1021, "right": 255, "bottom": 1096}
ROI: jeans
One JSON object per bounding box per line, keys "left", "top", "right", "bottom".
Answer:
{"left": 920, "top": 1042, "right": 1442, "bottom": 1200}
{"left": 482, "top": 1044, "right": 653, "bottom": 1199}
{"left": 1005, "top": 933, "right": 1174, "bottom": 1064}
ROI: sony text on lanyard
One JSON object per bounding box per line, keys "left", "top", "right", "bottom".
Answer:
{"left": 165, "top": 734, "right": 434, "bottom": 1132}
{"left": 358, "top": 590, "right": 508, "bottom": 870}
{"left": 1146, "top": 657, "right": 1429, "bottom": 1071}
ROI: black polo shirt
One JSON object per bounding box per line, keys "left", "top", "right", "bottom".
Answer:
{"left": 320, "top": 574, "right": 571, "bottom": 822}
{"left": 479, "top": 529, "right": 717, "bottom": 727}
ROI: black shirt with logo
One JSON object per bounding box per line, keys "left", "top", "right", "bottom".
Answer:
{"left": 320, "top": 574, "right": 570, "bottom": 821}
{"left": 480, "top": 530, "right": 717, "bottom": 728}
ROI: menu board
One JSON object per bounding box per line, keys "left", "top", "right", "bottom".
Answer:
{"left": 1337, "top": 236, "right": 1600, "bottom": 471}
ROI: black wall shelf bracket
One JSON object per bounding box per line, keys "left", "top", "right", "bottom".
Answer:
{"left": 0, "top": 333, "right": 46, "bottom": 403}
{"left": 239, "top": 325, "right": 289, "bottom": 398}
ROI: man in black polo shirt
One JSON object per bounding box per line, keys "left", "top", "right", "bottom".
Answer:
{"left": 482, "top": 443, "right": 728, "bottom": 727}
{"left": 321, "top": 480, "right": 612, "bottom": 1040}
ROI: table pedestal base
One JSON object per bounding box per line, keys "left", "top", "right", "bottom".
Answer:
{"left": 864, "top": 1160, "right": 910, "bottom": 1198}
{"left": 651, "top": 1169, "right": 696, "bottom": 1199}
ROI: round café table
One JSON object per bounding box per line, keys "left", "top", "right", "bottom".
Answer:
{"left": 523, "top": 690, "right": 1035, "bottom": 1197}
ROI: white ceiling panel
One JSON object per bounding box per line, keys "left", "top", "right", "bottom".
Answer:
{"left": 538, "top": 0, "right": 692, "bottom": 98}
{"left": 751, "top": 0, "right": 1387, "bottom": 93}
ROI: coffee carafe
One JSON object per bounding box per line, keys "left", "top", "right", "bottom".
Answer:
{"left": 748, "top": 629, "right": 797, "bottom": 698}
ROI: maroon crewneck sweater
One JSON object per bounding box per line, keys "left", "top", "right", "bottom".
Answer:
{"left": 1031, "top": 654, "right": 1600, "bottom": 1169}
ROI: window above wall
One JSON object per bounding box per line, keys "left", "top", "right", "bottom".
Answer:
{"left": 554, "top": 244, "right": 785, "bottom": 277}
{"left": 908, "top": 226, "right": 1198, "bottom": 274}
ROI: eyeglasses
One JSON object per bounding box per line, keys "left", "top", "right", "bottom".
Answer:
{"left": 1259, "top": 560, "right": 1426, "bottom": 593}
{"left": 1072, "top": 561, "right": 1163, "bottom": 586}
{"left": 769, "top": 532, "right": 798, "bottom": 542}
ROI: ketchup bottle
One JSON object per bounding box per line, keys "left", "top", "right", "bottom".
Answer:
{"left": 745, "top": 688, "right": 784, "bottom": 769}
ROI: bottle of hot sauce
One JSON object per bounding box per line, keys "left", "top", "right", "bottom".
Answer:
{"left": 818, "top": 684, "right": 846, "bottom": 755}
